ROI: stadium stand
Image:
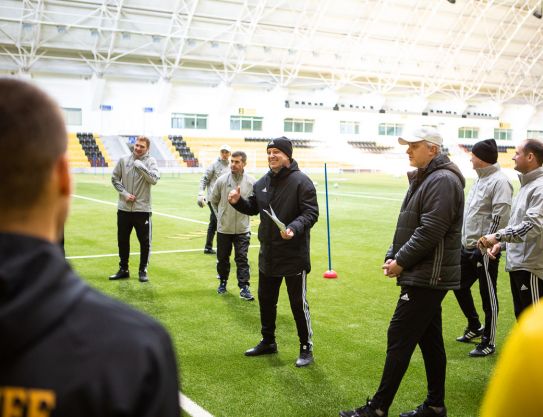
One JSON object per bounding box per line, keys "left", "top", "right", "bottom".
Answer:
{"left": 68, "top": 133, "right": 90, "bottom": 168}
{"left": 347, "top": 140, "right": 394, "bottom": 153}
{"left": 77, "top": 132, "right": 107, "bottom": 167}
{"left": 167, "top": 135, "right": 199, "bottom": 167}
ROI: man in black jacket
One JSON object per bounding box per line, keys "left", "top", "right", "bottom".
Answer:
{"left": 0, "top": 79, "right": 181, "bottom": 417}
{"left": 228, "top": 137, "right": 319, "bottom": 367}
{"left": 340, "top": 128, "right": 464, "bottom": 417}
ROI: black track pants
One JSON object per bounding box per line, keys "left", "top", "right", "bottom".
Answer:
{"left": 371, "top": 286, "right": 448, "bottom": 413}
{"left": 205, "top": 202, "right": 217, "bottom": 251}
{"left": 257, "top": 271, "right": 313, "bottom": 347}
{"left": 510, "top": 270, "right": 543, "bottom": 319}
{"left": 117, "top": 210, "right": 151, "bottom": 271}
{"left": 216, "top": 231, "right": 251, "bottom": 287}
{"left": 454, "top": 247, "right": 500, "bottom": 343}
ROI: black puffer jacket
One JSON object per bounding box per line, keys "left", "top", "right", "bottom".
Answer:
{"left": 233, "top": 160, "right": 319, "bottom": 276}
{"left": 386, "top": 154, "right": 465, "bottom": 290}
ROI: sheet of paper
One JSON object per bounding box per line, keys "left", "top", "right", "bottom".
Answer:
{"left": 263, "top": 205, "right": 286, "bottom": 232}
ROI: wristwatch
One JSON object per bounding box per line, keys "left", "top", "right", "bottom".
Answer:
{"left": 494, "top": 232, "right": 502, "bottom": 242}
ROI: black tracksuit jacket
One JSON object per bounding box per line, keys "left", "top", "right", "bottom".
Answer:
{"left": 0, "top": 233, "right": 180, "bottom": 417}
{"left": 233, "top": 160, "right": 319, "bottom": 276}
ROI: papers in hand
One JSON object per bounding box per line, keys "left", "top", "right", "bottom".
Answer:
{"left": 263, "top": 205, "right": 286, "bottom": 232}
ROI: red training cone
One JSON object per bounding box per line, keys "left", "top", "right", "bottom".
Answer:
{"left": 323, "top": 270, "right": 338, "bottom": 279}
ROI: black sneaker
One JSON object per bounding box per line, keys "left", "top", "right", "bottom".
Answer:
{"left": 340, "top": 399, "right": 386, "bottom": 417}
{"left": 138, "top": 270, "right": 149, "bottom": 283}
{"left": 244, "top": 340, "right": 278, "bottom": 356}
{"left": 469, "top": 341, "right": 495, "bottom": 357}
{"left": 204, "top": 248, "right": 216, "bottom": 255}
{"left": 109, "top": 269, "right": 129, "bottom": 280}
{"left": 217, "top": 280, "right": 227, "bottom": 294}
{"left": 455, "top": 326, "right": 483, "bottom": 343}
{"left": 239, "top": 285, "right": 254, "bottom": 301}
{"left": 399, "top": 403, "right": 446, "bottom": 417}
{"left": 295, "top": 344, "right": 314, "bottom": 367}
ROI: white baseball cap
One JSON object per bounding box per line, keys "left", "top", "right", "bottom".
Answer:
{"left": 398, "top": 127, "right": 443, "bottom": 146}
{"left": 220, "top": 144, "right": 232, "bottom": 152}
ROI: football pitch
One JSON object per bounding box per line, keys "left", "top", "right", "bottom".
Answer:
{"left": 66, "top": 172, "right": 515, "bottom": 417}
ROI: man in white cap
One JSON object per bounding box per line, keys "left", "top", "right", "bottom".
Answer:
{"left": 198, "top": 144, "right": 231, "bottom": 254}
{"left": 340, "top": 127, "right": 465, "bottom": 417}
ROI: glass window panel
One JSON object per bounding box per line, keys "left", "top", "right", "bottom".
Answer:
{"left": 253, "top": 119, "right": 262, "bottom": 131}
{"left": 230, "top": 117, "right": 240, "bottom": 130}
{"left": 284, "top": 120, "right": 293, "bottom": 132}
{"left": 241, "top": 119, "right": 252, "bottom": 130}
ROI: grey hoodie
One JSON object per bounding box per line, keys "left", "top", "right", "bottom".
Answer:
{"left": 462, "top": 163, "right": 513, "bottom": 248}
{"left": 112, "top": 152, "right": 160, "bottom": 212}
{"left": 210, "top": 170, "right": 256, "bottom": 234}
{"left": 498, "top": 167, "right": 543, "bottom": 277}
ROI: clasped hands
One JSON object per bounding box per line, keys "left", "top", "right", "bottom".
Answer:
{"left": 477, "top": 234, "right": 501, "bottom": 260}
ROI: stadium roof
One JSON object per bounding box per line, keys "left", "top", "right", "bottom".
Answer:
{"left": 2, "top": 0, "right": 543, "bottom": 107}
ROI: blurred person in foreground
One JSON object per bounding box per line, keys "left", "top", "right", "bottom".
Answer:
{"left": 480, "top": 303, "right": 543, "bottom": 417}
{"left": 198, "top": 144, "right": 231, "bottom": 254}
{"left": 453, "top": 139, "right": 512, "bottom": 357}
{"left": 109, "top": 135, "right": 160, "bottom": 283}
{"left": 228, "top": 137, "right": 319, "bottom": 367}
{"left": 478, "top": 139, "right": 543, "bottom": 318}
{"left": 0, "top": 78, "right": 180, "bottom": 417}
{"left": 340, "top": 127, "right": 464, "bottom": 417}
{"left": 210, "top": 150, "right": 256, "bottom": 300}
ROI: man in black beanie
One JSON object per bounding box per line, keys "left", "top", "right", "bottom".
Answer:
{"left": 453, "top": 138, "right": 512, "bottom": 356}
{"left": 228, "top": 136, "right": 319, "bottom": 367}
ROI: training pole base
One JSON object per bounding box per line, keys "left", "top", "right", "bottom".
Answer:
{"left": 323, "top": 270, "right": 338, "bottom": 279}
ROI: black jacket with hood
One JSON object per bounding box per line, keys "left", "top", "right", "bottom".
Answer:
{"left": 0, "top": 233, "right": 180, "bottom": 417}
{"left": 386, "top": 154, "right": 465, "bottom": 290}
{"left": 233, "top": 160, "right": 319, "bottom": 276}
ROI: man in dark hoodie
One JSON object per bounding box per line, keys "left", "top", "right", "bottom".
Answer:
{"left": 340, "top": 128, "right": 464, "bottom": 417}
{"left": 228, "top": 137, "right": 319, "bottom": 367}
{"left": 0, "top": 79, "right": 180, "bottom": 417}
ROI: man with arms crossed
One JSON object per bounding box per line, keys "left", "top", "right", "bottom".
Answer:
{"left": 453, "top": 139, "right": 512, "bottom": 357}
{"left": 228, "top": 137, "right": 319, "bottom": 367}
{"left": 210, "top": 150, "right": 256, "bottom": 300}
{"left": 109, "top": 135, "right": 159, "bottom": 283}
{"left": 479, "top": 139, "right": 543, "bottom": 318}
{"left": 340, "top": 127, "right": 464, "bottom": 417}
{"left": 0, "top": 78, "right": 180, "bottom": 417}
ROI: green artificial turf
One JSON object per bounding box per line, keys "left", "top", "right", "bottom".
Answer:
{"left": 66, "top": 172, "right": 515, "bottom": 417}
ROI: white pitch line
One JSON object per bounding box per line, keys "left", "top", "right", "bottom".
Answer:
{"left": 180, "top": 393, "right": 215, "bottom": 417}
{"left": 72, "top": 194, "right": 208, "bottom": 224}
{"left": 66, "top": 246, "right": 260, "bottom": 260}
{"left": 317, "top": 190, "right": 402, "bottom": 201}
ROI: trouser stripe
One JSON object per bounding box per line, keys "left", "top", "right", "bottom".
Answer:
{"left": 301, "top": 270, "right": 313, "bottom": 346}
{"left": 482, "top": 254, "right": 498, "bottom": 345}
{"left": 531, "top": 273, "right": 540, "bottom": 305}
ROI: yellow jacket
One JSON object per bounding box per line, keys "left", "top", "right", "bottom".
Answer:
{"left": 480, "top": 304, "right": 543, "bottom": 416}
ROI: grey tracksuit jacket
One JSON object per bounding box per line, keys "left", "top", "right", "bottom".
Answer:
{"left": 498, "top": 167, "right": 543, "bottom": 277}
{"left": 199, "top": 158, "right": 230, "bottom": 201}
{"left": 112, "top": 152, "right": 160, "bottom": 212}
{"left": 210, "top": 171, "right": 256, "bottom": 235}
{"left": 462, "top": 163, "right": 513, "bottom": 248}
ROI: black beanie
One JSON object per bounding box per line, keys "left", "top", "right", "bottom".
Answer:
{"left": 267, "top": 136, "right": 293, "bottom": 160}
{"left": 472, "top": 139, "right": 498, "bottom": 164}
